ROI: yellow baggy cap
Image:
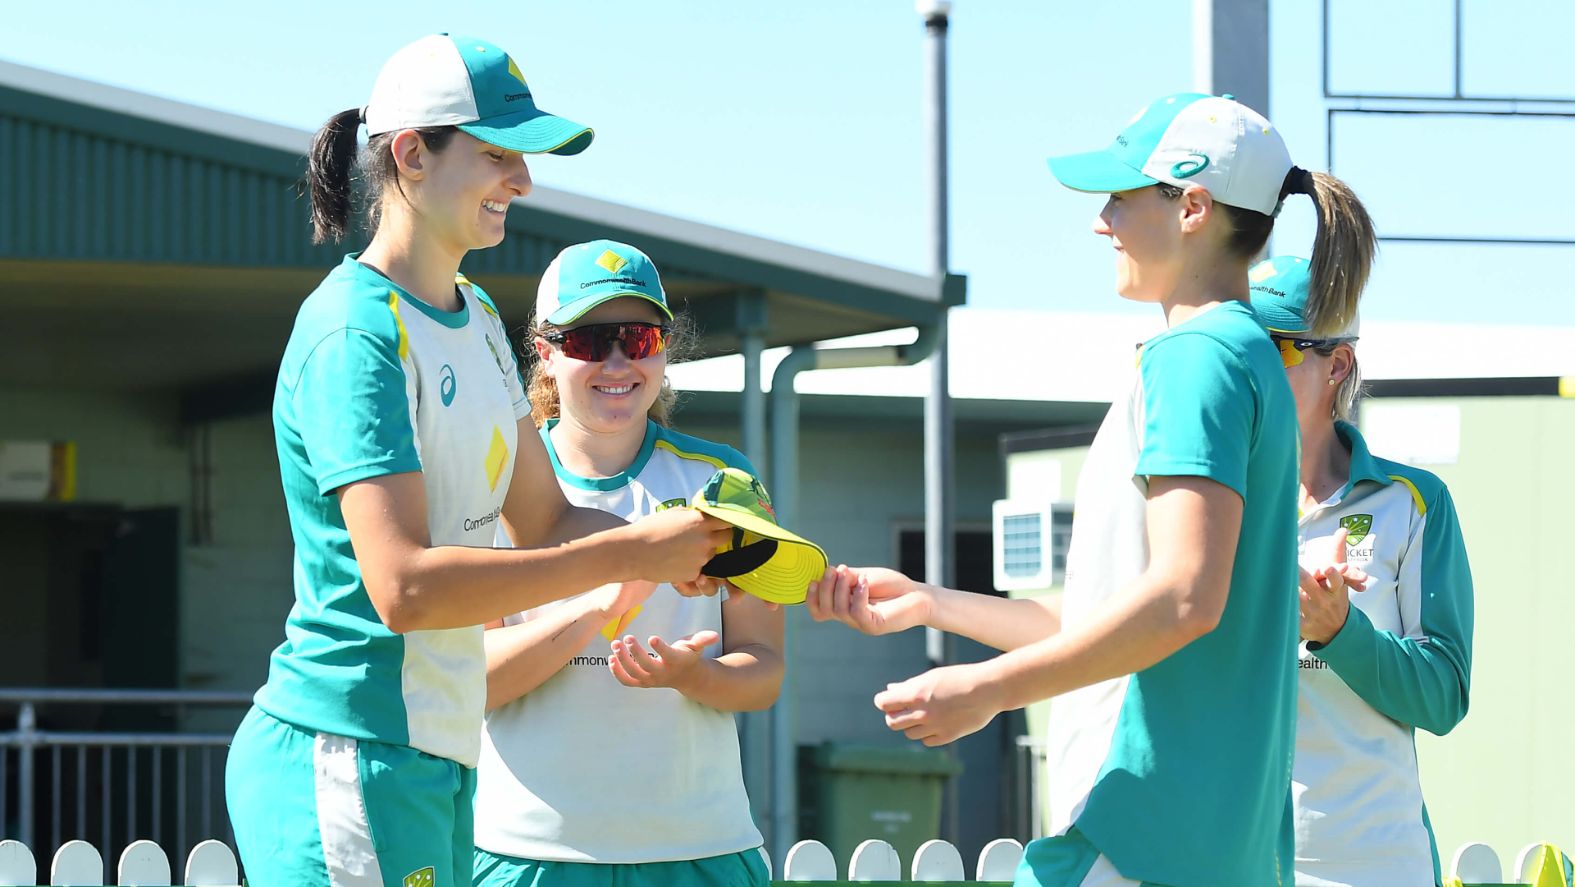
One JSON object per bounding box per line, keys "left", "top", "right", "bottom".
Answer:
{"left": 694, "top": 467, "right": 827, "bottom": 605}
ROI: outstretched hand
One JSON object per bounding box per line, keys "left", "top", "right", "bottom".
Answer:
{"left": 872, "top": 663, "right": 1000, "bottom": 747}
{"left": 806, "top": 565, "right": 932, "bottom": 635}
{"left": 1299, "top": 527, "right": 1371, "bottom": 645}
{"left": 609, "top": 630, "right": 719, "bottom": 693}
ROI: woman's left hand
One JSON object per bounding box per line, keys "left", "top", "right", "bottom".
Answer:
{"left": 872, "top": 663, "right": 1000, "bottom": 747}
{"left": 609, "top": 630, "right": 719, "bottom": 692}
{"left": 1299, "top": 527, "right": 1371, "bottom": 645}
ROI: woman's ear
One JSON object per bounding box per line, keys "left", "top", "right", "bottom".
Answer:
{"left": 533, "top": 335, "right": 553, "bottom": 367}
{"left": 1330, "top": 344, "right": 1356, "bottom": 385}
{"left": 389, "top": 130, "right": 428, "bottom": 180}
{"left": 1178, "top": 184, "right": 1214, "bottom": 235}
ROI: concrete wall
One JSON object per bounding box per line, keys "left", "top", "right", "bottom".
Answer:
{"left": 0, "top": 387, "right": 291, "bottom": 704}
{"left": 1371, "top": 396, "right": 1575, "bottom": 863}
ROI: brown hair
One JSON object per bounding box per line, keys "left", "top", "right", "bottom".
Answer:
{"left": 1160, "top": 168, "right": 1377, "bottom": 338}
{"left": 524, "top": 311, "right": 696, "bottom": 428}
{"left": 304, "top": 109, "right": 460, "bottom": 244}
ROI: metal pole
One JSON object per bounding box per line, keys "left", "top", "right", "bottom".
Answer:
{"left": 736, "top": 291, "right": 770, "bottom": 833}
{"left": 920, "top": 0, "right": 959, "bottom": 845}
{"left": 1193, "top": 0, "right": 1270, "bottom": 115}
{"left": 767, "top": 345, "right": 818, "bottom": 869}
{"left": 18, "top": 703, "right": 35, "bottom": 850}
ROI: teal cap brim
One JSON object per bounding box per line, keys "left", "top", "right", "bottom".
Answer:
{"left": 460, "top": 108, "right": 594, "bottom": 156}
{"left": 1047, "top": 149, "right": 1158, "bottom": 193}
{"left": 1252, "top": 304, "right": 1311, "bottom": 335}
{"left": 545, "top": 292, "right": 673, "bottom": 326}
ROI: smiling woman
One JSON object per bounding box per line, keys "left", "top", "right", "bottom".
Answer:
{"left": 223, "top": 34, "right": 734, "bottom": 887}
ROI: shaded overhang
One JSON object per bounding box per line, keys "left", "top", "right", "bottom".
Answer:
{"left": 0, "top": 60, "right": 965, "bottom": 413}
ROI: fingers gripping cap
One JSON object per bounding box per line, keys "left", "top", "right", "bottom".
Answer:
{"left": 693, "top": 468, "right": 828, "bottom": 605}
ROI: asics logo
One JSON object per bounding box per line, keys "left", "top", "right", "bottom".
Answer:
{"left": 1171, "top": 154, "right": 1210, "bottom": 178}
{"left": 439, "top": 364, "right": 457, "bottom": 407}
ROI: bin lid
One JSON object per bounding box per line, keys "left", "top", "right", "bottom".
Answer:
{"left": 813, "top": 742, "right": 964, "bottom": 776}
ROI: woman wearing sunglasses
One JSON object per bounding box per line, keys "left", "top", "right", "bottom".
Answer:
{"left": 808, "top": 93, "right": 1379, "bottom": 886}
{"left": 1249, "top": 256, "right": 1474, "bottom": 887}
{"left": 471, "top": 240, "right": 779, "bottom": 887}
{"left": 226, "top": 37, "right": 729, "bottom": 887}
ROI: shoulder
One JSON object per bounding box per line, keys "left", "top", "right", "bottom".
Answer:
{"left": 1372, "top": 457, "right": 1452, "bottom": 516}
{"left": 459, "top": 274, "right": 503, "bottom": 320}
{"left": 652, "top": 426, "right": 757, "bottom": 476}
{"left": 291, "top": 259, "right": 406, "bottom": 354}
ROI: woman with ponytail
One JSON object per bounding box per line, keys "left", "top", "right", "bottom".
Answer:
{"left": 225, "top": 35, "right": 729, "bottom": 887}
{"left": 807, "top": 94, "right": 1375, "bottom": 887}
{"left": 1250, "top": 257, "right": 1474, "bottom": 887}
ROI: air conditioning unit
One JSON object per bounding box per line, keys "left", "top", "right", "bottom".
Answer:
{"left": 992, "top": 499, "right": 1073, "bottom": 592}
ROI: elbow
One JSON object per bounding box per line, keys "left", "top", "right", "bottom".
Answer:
{"left": 369, "top": 579, "right": 430, "bottom": 634}
{"left": 1421, "top": 691, "right": 1470, "bottom": 737}
{"left": 1172, "top": 592, "right": 1225, "bottom": 642}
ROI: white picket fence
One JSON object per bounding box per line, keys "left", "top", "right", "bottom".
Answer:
{"left": 0, "top": 836, "right": 1566, "bottom": 884}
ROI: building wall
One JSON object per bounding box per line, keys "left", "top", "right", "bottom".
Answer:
{"left": 1375, "top": 396, "right": 1575, "bottom": 863}
{"left": 0, "top": 387, "right": 290, "bottom": 707}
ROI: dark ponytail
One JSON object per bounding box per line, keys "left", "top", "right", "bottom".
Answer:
{"left": 1282, "top": 168, "right": 1377, "bottom": 339}
{"left": 304, "top": 109, "right": 461, "bottom": 245}
{"left": 306, "top": 108, "right": 363, "bottom": 245}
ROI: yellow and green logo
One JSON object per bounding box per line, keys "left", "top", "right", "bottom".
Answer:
{"left": 404, "top": 867, "right": 434, "bottom": 887}
{"left": 595, "top": 249, "right": 629, "bottom": 274}
{"left": 505, "top": 57, "right": 528, "bottom": 88}
{"left": 1338, "top": 514, "right": 1372, "bottom": 545}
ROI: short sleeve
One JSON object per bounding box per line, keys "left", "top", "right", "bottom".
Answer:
{"left": 294, "top": 328, "right": 422, "bottom": 495}
{"left": 1133, "top": 332, "right": 1256, "bottom": 497}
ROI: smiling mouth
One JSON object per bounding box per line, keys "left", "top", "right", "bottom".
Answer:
{"left": 482, "top": 200, "right": 508, "bottom": 214}
{"left": 595, "top": 383, "right": 636, "bottom": 396}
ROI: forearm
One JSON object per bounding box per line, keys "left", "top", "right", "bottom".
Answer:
{"left": 1312, "top": 606, "right": 1470, "bottom": 735}
{"left": 926, "top": 586, "right": 1062, "bottom": 651}
{"left": 675, "top": 645, "right": 784, "bottom": 712}
{"left": 484, "top": 598, "right": 611, "bottom": 711}
{"left": 981, "top": 576, "right": 1204, "bottom": 712}
{"left": 386, "top": 530, "right": 638, "bottom": 633}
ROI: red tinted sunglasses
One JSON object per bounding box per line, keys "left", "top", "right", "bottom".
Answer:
{"left": 544, "top": 322, "right": 669, "bottom": 361}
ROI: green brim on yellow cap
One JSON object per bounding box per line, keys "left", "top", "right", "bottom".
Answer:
{"left": 693, "top": 502, "right": 828, "bottom": 606}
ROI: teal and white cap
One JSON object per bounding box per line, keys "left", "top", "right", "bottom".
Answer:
{"left": 536, "top": 240, "right": 672, "bottom": 325}
{"left": 1249, "top": 256, "right": 1360, "bottom": 338}
{"left": 365, "top": 34, "right": 593, "bottom": 156}
{"left": 1048, "top": 93, "right": 1292, "bottom": 215}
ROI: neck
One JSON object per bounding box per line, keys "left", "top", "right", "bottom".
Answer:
{"left": 359, "top": 209, "right": 465, "bottom": 312}
{"left": 1161, "top": 252, "right": 1250, "bottom": 328}
{"left": 1299, "top": 418, "right": 1351, "bottom": 508}
{"left": 549, "top": 415, "right": 650, "bottom": 480}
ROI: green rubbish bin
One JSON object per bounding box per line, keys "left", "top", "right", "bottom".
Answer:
{"left": 800, "top": 742, "right": 963, "bottom": 872}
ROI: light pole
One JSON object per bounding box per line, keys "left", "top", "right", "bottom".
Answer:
{"left": 917, "top": 0, "right": 958, "bottom": 844}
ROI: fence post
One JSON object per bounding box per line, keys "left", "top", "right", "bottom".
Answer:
{"left": 16, "top": 703, "right": 35, "bottom": 851}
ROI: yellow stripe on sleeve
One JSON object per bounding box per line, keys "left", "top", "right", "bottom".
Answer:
{"left": 1388, "top": 474, "right": 1427, "bottom": 516}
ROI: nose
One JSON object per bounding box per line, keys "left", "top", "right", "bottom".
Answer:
{"left": 1092, "top": 199, "right": 1115, "bottom": 237}
{"left": 507, "top": 156, "right": 533, "bottom": 197}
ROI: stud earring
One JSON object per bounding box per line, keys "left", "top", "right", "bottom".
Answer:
{"left": 1328, "top": 378, "right": 1338, "bottom": 387}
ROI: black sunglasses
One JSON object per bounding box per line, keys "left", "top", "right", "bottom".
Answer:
{"left": 544, "top": 322, "right": 669, "bottom": 362}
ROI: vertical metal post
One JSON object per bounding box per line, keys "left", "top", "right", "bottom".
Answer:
{"left": 1193, "top": 0, "right": 1270, "bottom": 115}
{"left": 766, "top": 345, "right": 817, "bottom": 871}
{"left": 17, "top": 703, "right": 35, "bottom": 850}
{"left": 920, "top": 0, "right": 959, "bottom": 844}
{"left": 736, "top": 290, "right": 771, "bottom": 838}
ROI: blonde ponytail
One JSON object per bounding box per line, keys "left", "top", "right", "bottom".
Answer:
{"left": 1289, "top": 170, "right": 1377, "bottom": 338}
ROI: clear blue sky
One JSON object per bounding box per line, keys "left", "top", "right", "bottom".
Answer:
{"left": 4, "top": 1, "right": 1572, "bottom": 323}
